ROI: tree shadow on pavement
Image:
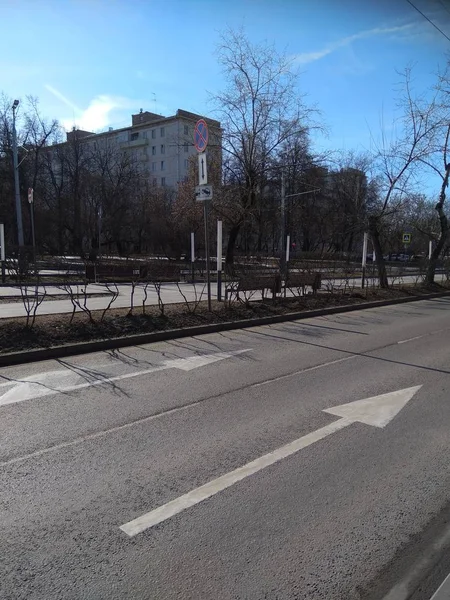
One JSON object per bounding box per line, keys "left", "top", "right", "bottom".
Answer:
{"left": 245, "top": 327, "right": 450, "bottom": 377}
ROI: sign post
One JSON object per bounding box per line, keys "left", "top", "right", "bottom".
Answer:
{"left": 217, "top": 220, "right": 223, "bottom": 302}
{"left": 28, "top": 187, "right": 36, "bottom": 267}
{"left": 190, "top": 232, "right": 195, "bottom": 283}
{"left": 403, "top": 232, "right": 411, "bottom": 257}
{"left": 194, "top": 119, "right": 212, "bottom": 311}
{"left": 286, "top": 234, "right": 291, "bottom": 265}
{"left": 362, "top": 232, "right": 368, "bottom": 289}
{"left": 0, "top": 223, "right": 5, "bottom": 283}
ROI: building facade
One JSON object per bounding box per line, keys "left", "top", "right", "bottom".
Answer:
{"left": 63, "top": 108, "right": 221, "bottom": 189}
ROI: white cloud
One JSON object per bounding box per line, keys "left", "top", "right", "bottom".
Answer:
{"left": 45, "top": 85, "right": 142, "bottom": 132}
{"left": 62, "top": 95, "right": 120, "bottom": 131}
{"left": 294, "top": 23, "right": 414, "bottom": 65}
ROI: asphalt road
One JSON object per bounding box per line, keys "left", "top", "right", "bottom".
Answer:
{"left": 1, "top": 298, "right": 450, "bottom": 599}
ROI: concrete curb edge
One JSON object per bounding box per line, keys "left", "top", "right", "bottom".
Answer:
{"left": 1, "top": 290, "right": 450, "bottom": 368}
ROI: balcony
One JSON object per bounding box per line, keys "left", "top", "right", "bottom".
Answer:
{"left": 120, "top": 137, "right": 149, "bottom": 149}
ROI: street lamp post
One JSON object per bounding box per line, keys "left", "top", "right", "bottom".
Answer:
{"left": 281, "top": 185, "right": 321, "bottom": 271}
{"left": 12, "top": 100, "right": 24, "bottom": 248}
{"left": 280, "top": 171, "right": 286, "bottom": 273}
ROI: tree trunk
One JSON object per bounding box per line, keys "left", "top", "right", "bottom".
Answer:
{"left": 226, "top": 223, "right": 241, "bottom": 265}
{"left": 426, "top": 166, "right": 450, "bottom": 285}
{"left": 369, "top": 216, "right": 388, "bottom": 289}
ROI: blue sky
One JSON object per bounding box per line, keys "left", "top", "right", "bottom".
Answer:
{"left": 2, "top": 0, "right": 449, "bottom": 158}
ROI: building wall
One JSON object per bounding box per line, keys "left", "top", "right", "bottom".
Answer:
{"left": 58, "top": 110, "right": 221, "bottom": 189}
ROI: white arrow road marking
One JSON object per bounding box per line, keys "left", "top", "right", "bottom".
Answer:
{"left": 0, "top": 350, "right": 251, "bottom": 407}
{"left": 120, "top": 385, "right": 422, "bottom": 537}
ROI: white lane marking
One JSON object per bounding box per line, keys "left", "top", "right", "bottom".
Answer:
{"left": 397, "top": 326, "right": 450, "bottom": 345}
{"left": 121, "top": 419, "right": 350, "bottom": 536}
{"left": 0, "top": 350, "right": 251, "bottom": 407}
{"left": 381, "top": 522, "right": 450, "bottom": 600}
{"left": 120, "top": 386, "right": 421, "bottom": 537}
{"left": 251, "top": 355, "right": 356, "bottom": 388}
{"left": 430, "top": 573, "right": 450, "bottom": 600}
{"left": 0, "top": 394, "right": 218, "bottom": 467}
{"left": 0, "top": 352, "right": 365, "bottom": 467}
{"left": 398, "top": 334, "right": 425, "bottom": 344}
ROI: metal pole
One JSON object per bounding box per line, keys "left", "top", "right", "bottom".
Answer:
{"left": 98, "top": 207, "right": 102, "bottom": 259}
{"left": 204, "top": 201, "right": 212, "bottom": 311}
{"left": 30, "top": 199, "right": 36, "bottom": 267}
{"left": 280, "top": 171, "right": 286, "bottom": 273}
{"left": 191, "top": 232, "right": 195, "bottom": 283}
{"left": 0, "top": 223, "right": 5, "bottom": 283}
{"left": 284, "top": 234, "right": 290, "bottom": 298}
{"left": 429, "top": 240, "right": 433, "bottom": 259}
{"left": 362, "top": 232, "right": 368, "bottom": 289}
{"left": 12, "top": 102, "right": 24, "bottom": 247}
{"left": 217, "top": 220, "right": 222, "bottom": 302}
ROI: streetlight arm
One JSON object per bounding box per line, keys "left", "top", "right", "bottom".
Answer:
{"left": 285, "top": 188, "right": 321, "bottom": 199}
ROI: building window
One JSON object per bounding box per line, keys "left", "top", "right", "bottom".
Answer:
{"left": 152, "top": 146, "right": 156, "bottom": 155}
{"left": 143, "top": 131, "right": 148, "bottom": 138}
{"left": 151, "top": 130, "right": 156, "bottom": 139}
{"left": 184, "top": 125, "right": 189, "bottom": 135}
{"left": 161, "top": 160, "right": 165, "bottom": 171}
{"left": 131, "top": 132, "right": 139, "bottom": 141}
{"left": 160, "top": 127, "right": 165, "bottom": 137}
{"left": 161, "top": 144, "right": 165, "bottom": 154}
{"left": 152, "top": 162, "right": 156, "bottom": 172}
{"left": 161, "top": 177, "right": 166, "bottom": 186}
{"left": 152, "top": 177, "right": 157, "bottom": 186}
{"left": 184, "top": 159, "right": 189, "bottom": 169}
{"left": 184, "top": 143, "right": 189, "bottom": 153}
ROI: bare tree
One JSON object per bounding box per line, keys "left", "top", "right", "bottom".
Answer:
{"left": 212, "top": 28, "right": 318, "bottom": 264}
{"left": 369, "top": 67, "right": 440, "bottom": 287}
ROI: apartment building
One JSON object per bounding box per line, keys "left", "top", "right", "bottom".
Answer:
{"left": 63, "top": 108, "right": 222, "bottom": 188}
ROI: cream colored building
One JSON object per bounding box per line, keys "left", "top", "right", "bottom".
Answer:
{"left": 64, "top": 108, "right": 221, "bottom": 188}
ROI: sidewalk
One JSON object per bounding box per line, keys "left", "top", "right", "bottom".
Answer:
{"left": 0, "top": 274, "right": 445, "bottom": 320}
{"left": 0, "top": 284, "right": 107, "bottom": 297}
{"left": 0, "top": 283, "right": 216, "bottom": 319}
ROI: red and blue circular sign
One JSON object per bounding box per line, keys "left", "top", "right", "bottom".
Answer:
{"left": 194, "top": 119, "right": 209, "bottom": 153}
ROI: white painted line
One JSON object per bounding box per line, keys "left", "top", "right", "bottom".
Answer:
{"left": 381, "top": 521, "right": 450, "bottom": 600}
{"left": 251, "top": 355, "right": 356, "bottom": 388}
{"left": 0, "top": 393, "right": 221, "bottom": 467}
{"left": 120, "top": 417, "right": 350, "bottom": 536}
{"left": 398, "top": 334, "right": 424, "bottom": 345}
{"left": 120, "top": 386, "right": 421, "bottom": 537}
{"left": 397, "top": 326, "right": 450, "bottom": 345}
{"left": 0, "top": 350, "right": 251, "bottom": 407}
{"left": 430, "top": 572, "right": 450, "bottom": 600}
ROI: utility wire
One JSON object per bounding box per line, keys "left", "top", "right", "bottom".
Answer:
{"left": 437, "top": 0, "right": 450, "bottom": 17}
{"left": 405, "top": 0, "right": 450, "bottom": 42}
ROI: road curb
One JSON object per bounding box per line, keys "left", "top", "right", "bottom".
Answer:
{"left": 1, "top": 290, "right": 450, "bottom": 368}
